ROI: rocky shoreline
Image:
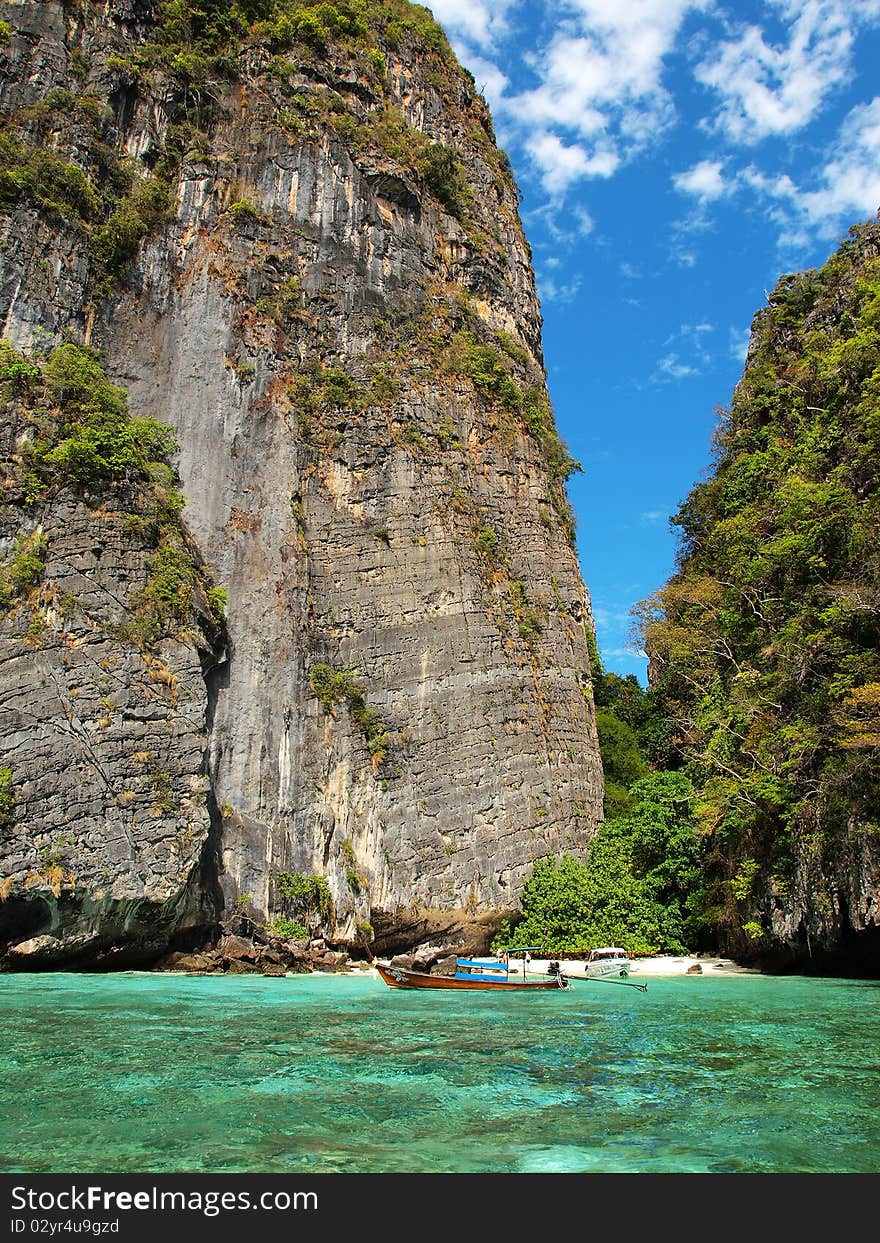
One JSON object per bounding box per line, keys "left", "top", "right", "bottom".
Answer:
{"left": 152, "top": 917, "right": 353, "bottom": 977}
{"left": 148, "top": 928, "right": 757, "bottom": 979}
{"left": 1, "top": 904, "right": 757, "bottom": 977}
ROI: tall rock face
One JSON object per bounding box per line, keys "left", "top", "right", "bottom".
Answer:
{"left": 643, "top": 218, "right": 880, "bottom": 974}
{"left": 0, "top": 1, "right": 603, "bottom": 966}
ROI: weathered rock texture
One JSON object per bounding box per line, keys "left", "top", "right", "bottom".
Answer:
{"left": 644, "top": 216, "right": 880, "bottom": 976}
{"left": 0, "top": 487, "right": 225, "bottom": 968}
{"left": 0, "top": 0, "right": 603, "bottom": 966}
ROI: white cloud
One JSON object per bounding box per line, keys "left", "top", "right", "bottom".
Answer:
{"left": 740, "top": 167, "right": 799, "bottom": 199}
{"left": 429, "top": 0, "right": 880, "bottom": 253}
{"left": 495, "top": 0, "right": 708, "bottom": 195}
{"left": 464, "top": 54, "right": 510, "bottom": 112}
{"left": 673, "top": 159, "right": 728, "bottom": 202}
{"left": 572, "top": 205, "right": 595, "bottom": 235}
{"left": 742, "top": 97, "right": 880, "bottom": 242}
{"left": 800, "top": 96, "right": 880, "bottom": 230}
{"left": 695, "top": 0, "right": 879, "bottom": 144}
{"left": 426, "top": 0, "right": 518, "bottom": 51}
{"left": 524, "top": 131, "right": 619, "bottom": 194}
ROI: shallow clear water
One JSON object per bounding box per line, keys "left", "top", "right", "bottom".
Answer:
{"left": 1, "top": 970, "right": 878, "bottom": 1173}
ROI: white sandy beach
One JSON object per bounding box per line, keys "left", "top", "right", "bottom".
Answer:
{"left": 507, "top": 955, "right": 759, "bottom": 978}
{"left": 352, "top": 952, "right": 760, "bottom": 979}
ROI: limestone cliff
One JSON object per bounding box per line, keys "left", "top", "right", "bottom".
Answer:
{"left": 643, "top": 217, "right": 880, "bottom": 975}
{"left": 0, "top": 0, "right": 603, "bottom": 967}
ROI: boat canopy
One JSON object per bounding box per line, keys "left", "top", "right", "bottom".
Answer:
{"left": 455, "top": 958, "right": 509, "bottom": 982}
{"left": 502, "top": 946, "right": 541, "bottom": 953}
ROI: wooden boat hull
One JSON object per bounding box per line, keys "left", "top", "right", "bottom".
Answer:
{"left": 376, "top": 963, "right": 564, "bottom": 991}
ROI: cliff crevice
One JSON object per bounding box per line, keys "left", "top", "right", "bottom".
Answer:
{"left": 0, "top": 0, "right": 603, "bottom": 966}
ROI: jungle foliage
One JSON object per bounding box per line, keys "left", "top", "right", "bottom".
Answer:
{"left": 499, "top": 644, "right": 708, "bottom": 957}
{"left": 634, "top": 219, "right": 880, "bottom": 950}
{"left": 500, "top": 774, "right": 702, "bottom": 957}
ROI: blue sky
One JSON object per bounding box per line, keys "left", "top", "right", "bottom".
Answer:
{"left": 428, "top": 0, "right": 880, "bottom": 682}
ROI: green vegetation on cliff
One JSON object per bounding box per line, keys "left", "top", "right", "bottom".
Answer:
{"left": 0, "top": 0, "right": 489, "bottom": 312}
{"left": 140, "top": 0, "right": 454, "bottom": 72}
{"left": 505, "top": 221, "right": 880, "bottom": 962}
{"left": 0, "top": 341, "right": 224, "bottom": 642}
{"left": 446, "top": 331, "right": 580, "bottom": 482}
{"left": 0, "top": 768, "right": 13, "bottom": 833}
{"left": 309, "top": 661, "right": 392, "bottom": 765}
{"left": 271, "top": 869, "right": 334, "bottom": 934}
{"left": 1, "top": 341, "right": 177, "bottom": 496}
{"left": 0, "top": 530, "right": 47, "bottom": 614}
{"left": 634, "top": 220, "right": 880, "bottom": 954}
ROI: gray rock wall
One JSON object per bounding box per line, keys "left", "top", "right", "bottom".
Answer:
{"left": 0, "top": 0, "right": 603, "bottom": 962}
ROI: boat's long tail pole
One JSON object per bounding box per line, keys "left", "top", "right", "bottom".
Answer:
{"left": 567, "top": 975, "right": 648, "bottom": 992}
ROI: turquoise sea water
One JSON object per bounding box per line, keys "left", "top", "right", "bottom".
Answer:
{"left": 1, "top": 970, "right": 878, "bottom": 1173}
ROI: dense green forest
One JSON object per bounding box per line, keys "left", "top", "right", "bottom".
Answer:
{"left": 508, "top": 218, "right": 880, "bottom": 962}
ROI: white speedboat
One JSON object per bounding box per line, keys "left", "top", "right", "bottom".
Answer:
{"left": 583, "top": 947, "right": 631, "bottom": 978}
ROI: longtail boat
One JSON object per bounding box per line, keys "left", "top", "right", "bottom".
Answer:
{"left": 375, "top": 946, "right": 569, "bottom": 991}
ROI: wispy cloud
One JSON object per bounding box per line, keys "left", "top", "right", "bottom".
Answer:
{"left": 670, "top": 244, "right": 697, "bottom": 268}
{"left": 676, "top": 321, "right": 713, "bottom": 338}
{"left": 601, "top": 645, "right": 647, "bottom": 662}
{"left": 427, "top": 0, "right": 519, "bottom": 52}
{"left": 591, "top": 603, "right": 635, "bottom": 632}
{"left": 526, "top": 199, "right": 595, "bottom": 244}
{"left": 694, "top": 0, "right": 866, "bottom": 145}
{"left": 657, "top": 353, "right": 699, "bottom": 379}
{"left": 742, "top": 97, "right": 880, "bottom": 242}
{"left": 655, "top": 322, "right": 715, "bottom": 379}
{"left": 537, "top": 272, "right": 583, "bottom": 303}
{"left": 729, "top": 325, "right": 751, "bottom": 362}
